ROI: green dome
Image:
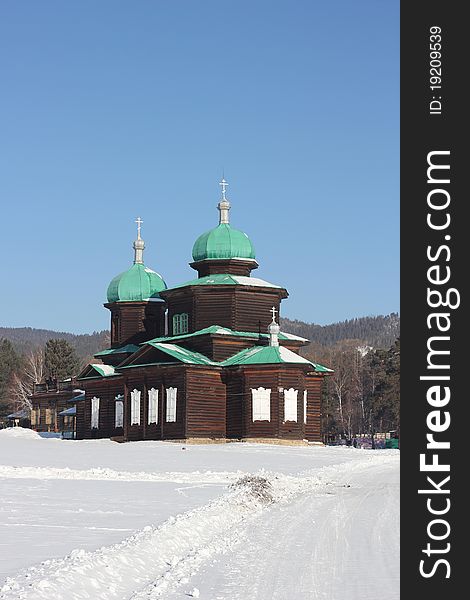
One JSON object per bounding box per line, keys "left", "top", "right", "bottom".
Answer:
{"left": 107, "top": 263, "right": 167, "bottom": 303}
{"left": 192, "top": 223, "right": 256, "bottom": 262}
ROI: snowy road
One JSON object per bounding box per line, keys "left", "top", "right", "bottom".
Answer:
{"left": 171, "top": 458, "right": 399, "bottom": 600}
{"left": 0, "top": 429, "right": 399, "bottom": 600}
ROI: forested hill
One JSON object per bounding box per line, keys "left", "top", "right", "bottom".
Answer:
{"left": 1, "top": 313, "right": 399, "bottom": 358}
{"left": 280, "top": 313, "right": 400, "bottom": 349}
{"left": 0, "top": 327, "right": 109, "bottom": 359}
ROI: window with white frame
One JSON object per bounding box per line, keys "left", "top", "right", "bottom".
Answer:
{"left": 251, "top": 387, "right": 271, "bottom": 422}
{"left": 115, "top": 397, "right": 124, "bottom": 428}
{"left": 303, "top": 390, "right": 308, "bottom": 424}
{"left": 172, "top": 313, "right": 189, "bottom": 335}
{"left": 284, "top": 388, "right": 298, "bottom": 422}
{"left": 130, "top": 389, "right": 141, "bottom": 425}
{"left": 91, "top": 396, "right": 100, "bottom": 429}
{"left": 148, "top": 388, "right": 158, "bottom": 424}
{"left": 166, "top": 387, "right": 177, "bottom": 422}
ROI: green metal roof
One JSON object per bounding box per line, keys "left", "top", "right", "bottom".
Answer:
{"left": 221, "top": 345, "right": 332, "bottom": 372}
{"left": 122, "top": 342, "right": 217, "bottom": 367}
{"left": 79, "top": 363, "right": 117, "bottom": 379}
{"left": 94, "top": 344, "right": 140, "bottom": 357}
{"left": 107, "top": 263, "right": 167, "bottom": 303}
{"left": 192, "top": 223, "right": 256, "bottom": 262}
{"left": 91, "top": 364, "right": 117, "bottom": 377}
{"left": 165, "top": 273, "right": 282, "bottom": 292}
{"left": 83, "top": 341, "right": 331, "bottom": 373}
{"left": 145, "top": 325, "right": 309, "bottom": 344}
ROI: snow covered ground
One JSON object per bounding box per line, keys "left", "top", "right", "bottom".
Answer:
{"left": 0, "top": 428, "right": 399, "bottom": 599}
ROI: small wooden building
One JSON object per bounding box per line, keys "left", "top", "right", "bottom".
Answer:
{"left": 30, "top": 381, "right": 83, "bottom": 434}
{"left": 72, "top": 181, "right": 332, "bottom": 443}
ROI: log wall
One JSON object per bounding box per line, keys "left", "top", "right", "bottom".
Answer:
{"left": 304, "top": 374, "right": 323, "bottom": 443}
{"left": 105, "top": 301, "right": 166, "bottom": 347}
{"left": 185, "top": 368, "right": 226, "bottom": 438}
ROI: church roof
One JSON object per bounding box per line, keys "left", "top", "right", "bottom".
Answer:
{"left": 119, "top": 342, "right": 217, "bottom": 368}
{"left": 107, "top": 263, "right": 167, "bottom": 303}
{"left": 145, "top": 325, "right": 309, "bottom": 344}
{"left": 94, "top": 344, "right": 141, "bottom": 357}
{"left": 221, "top": 345, "right": 332, "bottom": 372}
{"left": 78, "top": 363, "right": 117, "bottom": 379}
{"left": 191, "top": 178, "right": 256, "bottom": 262}
{"left": 106, "top": 219, "right": 167, "bottom": 303}
{"left": 165, "top": 273, "right": 282, "bottom": 292}
{"left": 192, "top": 223, "right": 256, "bottom": 262}
{"left": 145, "top": 342, "right": 216, "bottom": 365}
{"left": 80, "top": 343, "right": 330, "bottom": 374}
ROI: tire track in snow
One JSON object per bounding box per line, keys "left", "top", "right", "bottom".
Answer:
{"left": 0, "top": 455, "right": 398, "bottom": 600}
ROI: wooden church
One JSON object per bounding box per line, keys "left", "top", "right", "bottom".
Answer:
{"left": 73, "top": 180, "right": 332, "bottom": 443}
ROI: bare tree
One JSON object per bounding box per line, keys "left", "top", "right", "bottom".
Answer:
{"left": 8, "top": 348, "right": 45, "bottom": 412}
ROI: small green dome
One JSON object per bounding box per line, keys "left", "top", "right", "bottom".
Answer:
{"left": 107, "top": 263, "right": 167, "bottom": 303}
{"left": 192, "top": 223, "right": 256, "bottom": 262}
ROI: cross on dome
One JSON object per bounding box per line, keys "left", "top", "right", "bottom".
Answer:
{"left": 268, "top": 307, "right": 280, "bottom": 347}
{"left": 133, "top": 217, "right": 145, "bottom": 264}
{"left": 217, "top": 178, "right": 231, "bottom": 224}
{"left": 135, "top": 216, "right": 143, "bottom": 239}
{"left": 219, "top": 178, "right": 228, "bottom": 201}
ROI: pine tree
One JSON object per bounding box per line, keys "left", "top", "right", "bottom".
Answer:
{"left": 0, "top": 338, "right": 20, "bottom": 415}
{"left": 44, "top": 339, "right": 80, "bottom": 381}
{"left": 367, "top": 338, "right": 400, "bottom": 433}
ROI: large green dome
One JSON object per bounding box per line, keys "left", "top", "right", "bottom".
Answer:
{"left": 107, "top": 219, "right": 167, "bottom": 303}
{"left": 192, "top": 223, "right": 256, "bottom": 262}
{"left": 107, "top": 263, "right": 167, "bottom": 303}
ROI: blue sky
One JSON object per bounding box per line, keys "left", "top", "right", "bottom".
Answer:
{"left": 0, "top": 0, "right": 399, "bottom": 333}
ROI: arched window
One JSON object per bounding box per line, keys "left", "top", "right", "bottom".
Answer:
{"left": 148, "top": 388, "right": 158, "bottom": 424}
{"left": 130, "top": 389, "right": 141, "bottom": 426}
{"left": 172, "top": 313, "right": 189, "bottom": 335}
{"left": 284, "top": 388, "right": 298, "bottom": 422}
{"left": 91, "top": 396, "right": 100, "bottom": 429}
{"left": 251, "top": 387, "right": 271, "bottom": 422}
{"left": 166, "top": 387, "right": 177, "bottom": 422}
{"left": 115, "top": 394, "right": 124, "bottom": 428}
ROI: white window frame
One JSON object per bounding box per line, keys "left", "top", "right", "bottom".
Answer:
{"left": 303, "top": 390, "right": 308, "bottom": 424}
{"left": 166, "top": 387, "right": 177, "bottom": 422}
{"left": 173, "top": 313, "right": 189, "bottom": 335}
{"left": 115, "top": 396, "right": 124, "bottom": 428}
{"left": 91, "top": 396, "right": 100, "bottom": 429}
{"left": 284, "top": 388, "right": 298, "bottom": 422}
{"left": 148, "top": 387, "right": 159, "bottom": 424}
{"left": 251, "top": 387, "right": 271, "bottom": 422}
{"left": 130, "top": 389, "right": 141, "bottom": 426}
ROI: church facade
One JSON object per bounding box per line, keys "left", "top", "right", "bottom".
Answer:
{"left": 75, "top": 181, "right": 331, "bottom": 443}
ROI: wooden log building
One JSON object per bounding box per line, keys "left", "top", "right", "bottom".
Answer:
{"left": 33, "top": 180, "right": 332, "bottom": 443}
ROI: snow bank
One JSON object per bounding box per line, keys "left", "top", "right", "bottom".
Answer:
{"left": 0, "top": 464, "right": 241, "bottom": 484}
{"left": 0, "top": 454, "right": 398, "bottom": 600}
{"left": 0, "top": 427, "right": 40, "bottom": 440}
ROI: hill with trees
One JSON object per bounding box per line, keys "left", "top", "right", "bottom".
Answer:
{"left": 1, "top": 314, "right": 400, "bottom": 438}
{"left": 0, "top": 327, "right": 109, "bottom": 359}
{"left": 280, "top": 313, "right": 400, "bottom": 349}
{"left": 1, "top": 313, "right": 399, "bottom": 359}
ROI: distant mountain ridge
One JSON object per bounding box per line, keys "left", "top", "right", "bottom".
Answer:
{"left": 280, "top": 313, "right": 400, "bottom": 349}
{"left": 1, "top": 313, "right": 399, "bottom": 358}
{"left": 0, "top": 327, "right": 109, "bottom": 359}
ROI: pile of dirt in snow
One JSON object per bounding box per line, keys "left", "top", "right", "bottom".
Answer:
{"left": 0, "top": 427, "right": 40, "bottom": 439}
